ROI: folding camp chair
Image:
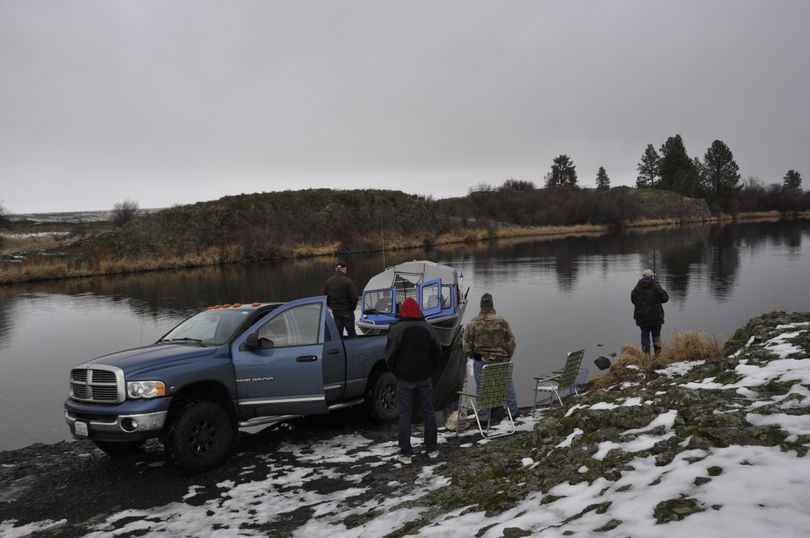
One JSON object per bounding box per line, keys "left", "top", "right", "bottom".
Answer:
{"left": 533, "top": 349, "right": 585, "bottom": 416}
{"left": 458, "top": 362, "right": 516, "bottom": 439}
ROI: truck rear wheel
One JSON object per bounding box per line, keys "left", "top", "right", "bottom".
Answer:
{"left": 166, "top": 400, "right": 234, "bottom": 472}
{"left": 369, "top": 371, "right": 398, "bottom": 421}
{"left": 94, "top": 440, "right": 142, "bottom": 457}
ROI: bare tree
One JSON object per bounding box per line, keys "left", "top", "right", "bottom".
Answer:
{"left": 468, "top": 182, "right": 494, "bottom": 194}
{"left": 112, "top": 199, "right": 140, "bottom": 227}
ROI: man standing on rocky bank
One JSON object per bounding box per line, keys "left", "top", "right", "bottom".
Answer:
{"left": 323, "top": 260, "right": 359, "bottom": 338}
{"left": 631, "top": 269, "right": 670, "bottom": 355}
{"left": 463, "top": 293, "right": 518, "bottom": 418}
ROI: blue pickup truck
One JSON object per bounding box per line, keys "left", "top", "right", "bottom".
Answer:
{"left": 64, "top": 296, "right": 401, "bottom": 472}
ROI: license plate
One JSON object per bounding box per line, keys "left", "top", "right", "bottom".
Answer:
{"left": 74, "top": 421, "right": 88, "bottom": 437}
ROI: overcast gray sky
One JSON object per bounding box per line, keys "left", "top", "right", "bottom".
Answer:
{"left": 1, "top": 0, "right": 808, "bottom": 213}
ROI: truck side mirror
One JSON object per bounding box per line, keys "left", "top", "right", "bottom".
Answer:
{"left": 258, "top": 337, "right": 274, "bottom": 350}
{"left": 244, "top": 333, "right": 259, "bottom": 351}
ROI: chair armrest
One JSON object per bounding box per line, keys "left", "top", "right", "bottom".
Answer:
{"left": 458, "top": 391, "right": 478, "bottom": 398}
{"left": 533, "top": 373, "right": 561, "bottom": 382}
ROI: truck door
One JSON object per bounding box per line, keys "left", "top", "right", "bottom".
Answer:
{"left": 232, "top": 296, "right": 328, "bottom": 417}
{"left": 418, "top": 279, "right": 443, "bottom": 317}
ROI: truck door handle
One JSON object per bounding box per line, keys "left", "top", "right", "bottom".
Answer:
{"left": 327, "top": 348, "right": 341, "bottom": 355}
{"left": 296, "top": 355, "right": 318, "bottom": 363}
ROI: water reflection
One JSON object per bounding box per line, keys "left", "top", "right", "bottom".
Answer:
{"left": 0, "top": 220, "right": 809, "bottom": 450}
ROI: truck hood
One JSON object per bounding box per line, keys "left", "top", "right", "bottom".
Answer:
{"left": 86, "top": 344, "right": 219, "bottom": 373}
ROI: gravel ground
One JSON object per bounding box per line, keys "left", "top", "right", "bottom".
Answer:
{"left": 0, "top": 407, "right": 526, "bottom": 537}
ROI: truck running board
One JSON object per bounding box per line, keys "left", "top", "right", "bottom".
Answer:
{"left": 238, "top": 414, "right": 301, "bottom": 429}
{"left": 237, "top": 399, "right": 365, "bottom": 429}
{"left": 327, "top": 398, "right": 365, "bottom": 411}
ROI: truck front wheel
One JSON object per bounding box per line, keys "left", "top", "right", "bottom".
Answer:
{"left": 166, "top": 400, "right": 234, "bottom": 472}
{"left": 369, "top": 371, "right": 398, "bottom": 421}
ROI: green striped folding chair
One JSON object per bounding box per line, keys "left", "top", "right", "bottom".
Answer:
{"left": 533, "top": 349, "right": 585, "bottom": 416}
{"left": 458, "top": 361, "right": 516, "bottom": 438}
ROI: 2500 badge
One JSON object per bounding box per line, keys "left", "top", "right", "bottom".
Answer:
{"left": 235, "top": 376, "right": 275, "bottom": 383}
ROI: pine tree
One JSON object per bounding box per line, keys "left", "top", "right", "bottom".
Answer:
{"left": 545, "top": 155, "right": 578, "bottom": 188}
{"left": 701, "top": 140, "right": 741, "bottom": 196}
{"left": 595, "top": 167, "right": 610, "bottom": 191}
{"left": 658, "top": 134, "right": 695, "bottom": 194}
{"left": 636, "top": 144, "right": 660, "bottom": 188}
{"left": 783, "top": 169, "right": 803, "bottom": 191}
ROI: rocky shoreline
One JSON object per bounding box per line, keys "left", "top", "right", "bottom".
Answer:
{"left": 2, "top": 311, "right": 809, "bottom": 537}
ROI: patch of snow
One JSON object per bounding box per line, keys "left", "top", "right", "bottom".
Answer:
{"left": 656, "top": 360, "right": 706, "bottom": 377}
{"left": 556, "top": 428, "right": 583, "bottom": 448}
{"left": 775, "top": 322, "right": 810, "bottom": 331}
{"left": 745, "top": 412, "right": 810, "bottom": 441}
{"left": 590, "top": 402, "right": 619, "bottom": 411}
{"left": 0, "top": 519, "right": 67, "bottom": 537}
{"left": 623, "top": 410, "right": 678, "bottom": 436}
{"left": 763, "top": 330, "right": 808, "bottom": 358}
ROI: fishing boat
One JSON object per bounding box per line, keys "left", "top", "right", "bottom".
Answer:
{"left": 356, "top": 260, "right": 468, "bottom": 348}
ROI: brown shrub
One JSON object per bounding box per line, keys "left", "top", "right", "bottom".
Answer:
{"left": 587, "top": 330, "right": 724, "bottom": 391}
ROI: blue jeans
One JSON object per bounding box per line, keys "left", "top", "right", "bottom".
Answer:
{"left": 396, "top": 378, "right": 437, "bottom": 456}
{"left": 639, "top": 325, "right": 662, "bottom": 354}
{"left": 333, "top": 310, "right": 357, "bottom": 338}
{"left": 473, "top": 359, "right": 518, "bottom": 416}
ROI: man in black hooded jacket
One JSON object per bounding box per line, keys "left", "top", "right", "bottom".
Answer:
{"left": 631, "top": 269, "right": 669, "bottom": 355}
{"left": 384, "top": 297, "right": 443, "bottom": 464}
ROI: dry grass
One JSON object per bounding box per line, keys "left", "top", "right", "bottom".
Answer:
{"left": 436, "top": 224, "right": 607, "bottom": 246}
{"left": 289, "top": 242, "right": 343, "bottom": 258}
{"left": 0, "top": 234, "right": 74, "bottom": 255}
{"left": 0, "top": 245, "right": 245, "bottom": 285}
{"left": 588, "top": 330, "right": 724, "bottom": 391}
{"left": 733, "top": 211, "right": 783, "bottom": 222}
{"left": 621, "top": 218, "right": 688, "bottom": 229}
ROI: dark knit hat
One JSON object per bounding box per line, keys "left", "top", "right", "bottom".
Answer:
{"left": 480, "top": 293, "right": 494, "bottom": 309}
{"left": 399, "top": 297, "right": 423, "bottom": 319}
{"left": 336, "top": 260, "right": 348, "bottom": 269}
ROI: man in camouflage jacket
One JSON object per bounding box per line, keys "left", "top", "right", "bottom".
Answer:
{"left": 463, "top": 293, "right": 518, "bottom": 417}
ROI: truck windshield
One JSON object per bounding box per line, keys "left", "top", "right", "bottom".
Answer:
{"left": 160, "top": 309, "right": 253, "bottom": 346}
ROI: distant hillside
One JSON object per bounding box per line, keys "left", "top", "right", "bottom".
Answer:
{"left": 96, "top": 189, "right": 438, "bottom": 260}
{"left": 0, "top": 187, "right": 735, "bottom": 284}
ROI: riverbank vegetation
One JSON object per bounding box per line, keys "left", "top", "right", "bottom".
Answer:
{"left": 1, "top": 147, "right": 808, "bottom": 285}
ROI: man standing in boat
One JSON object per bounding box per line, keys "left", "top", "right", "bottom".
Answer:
{"left": 463, "top": 293, "right": 518, "bottom": 418}
{"left": 323, "top": 260, "right": 359, "bottom": 338}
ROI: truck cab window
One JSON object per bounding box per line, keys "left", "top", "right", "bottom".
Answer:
{"left": 257, "top": 303, "right": 322, "bottom": 348}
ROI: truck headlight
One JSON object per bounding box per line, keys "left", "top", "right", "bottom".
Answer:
{"left": 127, "top": 381, "right": 166, "bottom": 399}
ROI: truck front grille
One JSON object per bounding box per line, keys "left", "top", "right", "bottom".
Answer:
{"left": 70, "top": 366, "right": 124, "bottom": 404}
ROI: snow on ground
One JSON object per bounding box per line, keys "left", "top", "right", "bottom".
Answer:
{"left": 69, "top": 417, "right": 534, "bottom": 537}
{"left": 0, "top": 519, "right": 67, "bottom": 538}
{"left": 5, "top": 325, "right": 809, "bottom": 537}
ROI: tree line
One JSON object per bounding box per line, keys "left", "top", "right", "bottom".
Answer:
{"left": 515, "top": 134, "right": 806, "bottom": 214}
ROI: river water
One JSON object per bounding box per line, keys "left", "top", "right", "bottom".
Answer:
{"left": 1, "top": 220, "right": 809, "bottom": 451}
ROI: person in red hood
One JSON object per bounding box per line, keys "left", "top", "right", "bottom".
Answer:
{"left": 384, "top": 297, "right": 443, "bottom": 465}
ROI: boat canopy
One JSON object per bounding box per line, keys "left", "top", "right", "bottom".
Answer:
{"left": 363, "top": 261, "right": 461, "bottom": 291}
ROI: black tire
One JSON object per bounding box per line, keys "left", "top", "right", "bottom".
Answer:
{"left": 166, "top": 400, "right": 235, "bottom": 472}
{"left": 93, "top": 440, "right": 142, "bottom": 457}
{"left": 369, "top": 371, "right": 398, "bottom": 421}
